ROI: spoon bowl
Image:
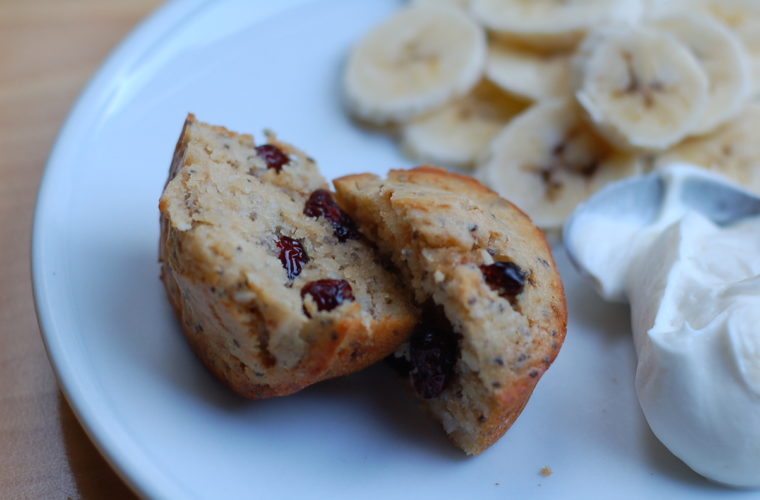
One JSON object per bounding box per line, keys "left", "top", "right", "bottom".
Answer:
{"left": 563, "top": 164, "right": 760, "bottom": 301}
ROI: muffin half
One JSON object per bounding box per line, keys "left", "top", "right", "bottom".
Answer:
{"left": 334, "top": 166, "right": 567, "bottom": 454}
{"left": 159, "top": 115, "right": 417, "bottom": 398}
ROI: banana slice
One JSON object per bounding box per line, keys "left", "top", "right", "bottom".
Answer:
{"left": 469, "top": 0, "right": 643, "bottom": 50}
{"left": 652, "top": 13, "right": 753, "bottom": 136}
{"left": 477, "top": 99, "right": 642, "bottom": 230}
{"left": 401, "top": 79, "right": 527, "bottom": 169}
{"left": 654, "top": 103, "right": 760, "bottom": 194}
{"left": 698, "top": 0, "right": 760, "bottom": 97}
{"left": 485, "top": 38, "right": 573, "bottom": 101}
{"left": 645, "top": 0, "right": 760, "bottom": 97}
{"left": 343, "top": 5, "right": 486, "bottom": 124}
{"left": 575, "top": 25, "right": 709, "bottom": 151}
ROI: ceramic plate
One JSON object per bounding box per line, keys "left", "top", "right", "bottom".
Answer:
{"left": 32, "top": 1, "right": 749, "bottom": 498}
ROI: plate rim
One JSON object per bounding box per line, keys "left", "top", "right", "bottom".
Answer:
{"left": 32, "top": 1, "right": 214, "bottom": 498}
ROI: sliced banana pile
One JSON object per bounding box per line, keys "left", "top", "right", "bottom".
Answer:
{"left": 343, "top": 1, "right": 760, "bottom": 232}
{"left": 478, "top": 100, "right": 642, "bottom": 230}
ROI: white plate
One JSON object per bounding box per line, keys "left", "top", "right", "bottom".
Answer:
{"left": 32, "top": 1, "right": 753, "bottom": 498}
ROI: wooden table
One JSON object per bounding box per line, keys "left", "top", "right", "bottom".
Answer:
{"left": 0, "top": 1, "right": 162, "bottom": 498}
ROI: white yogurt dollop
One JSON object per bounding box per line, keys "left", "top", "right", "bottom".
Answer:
{"left": 568, "top": 164, "right": 760, "bottom": 487}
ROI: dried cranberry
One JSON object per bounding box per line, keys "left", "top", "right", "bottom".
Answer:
{"left": 256, "top": 144, "right": 290, "bottom": 172}
{"left": 301, "top": 279, "right": 355, "bottom": 314}
{"left": 276, "top": 236, "right": 308, "bottom": 280}
{"left": 408, "top": 307, "right": 459, "bottom": 399}
{"left": 481, "top": 261, "right": 527, "bottom": 302}
{"left": 385, "top": 353, "right": 412, "bottom": 377}
{"left": 303, "top": 189, "right": 360, "bottom": 241}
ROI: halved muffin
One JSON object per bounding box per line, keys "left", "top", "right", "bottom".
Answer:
{"left": 159, "top": 115, "right": 417, "bottom": 398}
{"left": 334, "top": 166, "right": 567, "bottom": 454}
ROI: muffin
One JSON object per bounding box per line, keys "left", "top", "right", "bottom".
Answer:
{"left": 334, "top": 166, "right": 567, "bottom": 454}
{"left": 159, "top": 114, "right": 417, "bottom": 398}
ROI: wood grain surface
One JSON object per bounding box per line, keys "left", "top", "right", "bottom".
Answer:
{"left": 0, "top": 1, "right": 162, "bottom": 498}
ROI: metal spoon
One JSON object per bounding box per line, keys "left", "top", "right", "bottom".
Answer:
{"left": 563, "top": 164, "right": 760, "bottom": 300}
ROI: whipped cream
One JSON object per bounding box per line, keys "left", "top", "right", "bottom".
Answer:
{"left": 567, "top": 164, "right": 760, "bottom": 487}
